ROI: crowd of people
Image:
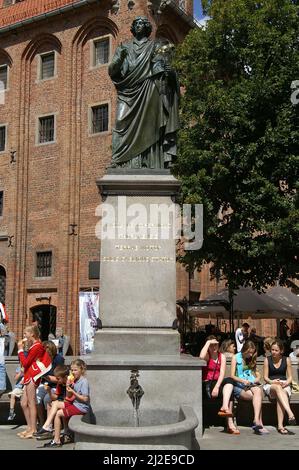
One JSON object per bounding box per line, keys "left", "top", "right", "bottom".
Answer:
{"left": 200, "top": 322, "right": 298, "bottom": 435}
{"left": 182, "top": 319, "right": 299, "bottom": 358}
{"left": 2, "top": 315, "right": 299, "bottom": 445}
{"left": 5, "top": 325, "right": 91, "bottom": 448}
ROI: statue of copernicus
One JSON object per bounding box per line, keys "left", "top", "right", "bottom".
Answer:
{"left": 108, "top": 16, "right": 180, "bottom": 169}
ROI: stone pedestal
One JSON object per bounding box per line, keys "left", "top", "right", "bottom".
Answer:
{"left": 97, "top": 173, "right": 180, "bottom": 330}
{"left": 87, "top": 172, "right": 204, "bottom": 445}
{"left": 94, "top": 329, "right": 180, "bottom": 356}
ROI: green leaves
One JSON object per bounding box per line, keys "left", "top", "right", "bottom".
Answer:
{"left": 174, "top": 0, "right": 299, "bottom": 290}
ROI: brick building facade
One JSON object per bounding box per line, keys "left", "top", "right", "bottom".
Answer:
{"left": 0, "top": 0, "right": 196, "bottom": 353}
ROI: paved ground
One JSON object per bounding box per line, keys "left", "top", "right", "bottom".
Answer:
{"left": 0, "top": 424, "right": 298, "bottom": 451}
{"left": 199, "top": 426, "right": 299, "bottom": 450}
{"left": 0, "top": 425, "right": 74, "bottom": 450}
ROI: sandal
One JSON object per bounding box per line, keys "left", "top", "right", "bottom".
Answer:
{"left": 278, "top": 428, "right": 295, "bottom": 435}
{"left": 288, "top": 416, "right": 296, "bottom": 426}
{"left": 17, "top": 431, "right": 28, "bottom": 437}
{"left": 21, "top": 432, "right": 34, "bottom": 439}
{"left": 254, "top": 427, "right": 269, "bottom": 435}
{"left": 218, "top": 409, "right": 233, "bottom": 417}
{"left": 226, "top": 427, "right": 240, "bottom": 435}
{"left": 252, "top": 424, "right": 263, "bottom": 432}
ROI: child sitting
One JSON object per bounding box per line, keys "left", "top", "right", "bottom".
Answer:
{"left": 46, "top": 364, "right": 69, "bottom": 403}
{"left": 36, "top": 365, "right": 70, "bottom": 440}
{"left": 36, "top": 359, "right": 90, "bottom": 447}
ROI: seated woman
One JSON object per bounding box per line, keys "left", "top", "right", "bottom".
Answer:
{"left": 231, "top": 340, "right": 268, "bottom": 435}
{"left": 219, "top": 339, "right": 236, "bottom": 358}
{"left": 200, "top": 336, "right": 239, "bottom": 434}
{"left": 263, "top": 339, "right": 296, "bottom": 434}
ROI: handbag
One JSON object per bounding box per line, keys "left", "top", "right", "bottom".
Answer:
{"left": 203, "top": 353, "right": 220, "bottom": 399}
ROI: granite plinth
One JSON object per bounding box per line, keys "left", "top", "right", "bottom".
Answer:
{"left": 93, "top": 329, "right": 180, "bottom": 356}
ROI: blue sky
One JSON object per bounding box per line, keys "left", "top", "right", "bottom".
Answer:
{"left": 194, "top": 0, "right": 204, "bottom": 20}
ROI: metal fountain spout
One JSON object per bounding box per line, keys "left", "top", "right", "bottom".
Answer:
{"left": 127, "top": 369, "right": 144, "bottom": 412}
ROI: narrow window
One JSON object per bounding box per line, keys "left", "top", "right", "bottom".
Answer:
{"left": 91, "top": 104, "right": 109, "bottom": 134}
{"left": 93, "top": 38, "right": 109, "bottom": 66}
{"left": 36, "top": 251, "right": 52, "bottom": 277}
{"left": 0, "top": 126, "right": 6, "bottom": 151}
{"left": 0, "top": 192, "right": 3, "bottom": 217}
{"left": 0, "top": 65, "right": 8, "bottom": 90}
{"left": 40, "top": 52, "right": 55, "bottom": 80}
{"left": 38, "top": 115, "right": 55, "bottom": 143}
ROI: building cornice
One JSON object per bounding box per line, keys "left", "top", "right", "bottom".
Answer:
{"left": 0, "top": 0, "right": 197, "bottom": 37}
{"left": 0, "top": 0, "right": 100, "bottom": 36}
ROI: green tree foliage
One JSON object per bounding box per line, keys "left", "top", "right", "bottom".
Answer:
{"left": 175, "top": 0, "right": 299, "bottom": 291}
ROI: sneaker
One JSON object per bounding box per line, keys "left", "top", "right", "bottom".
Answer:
{"left": 61, "top": 433, "right": 74, "bottom": 444}
{"left": 7, "top": 411, "right": 16, "bottom": 421}
{"left": 43, "top": 440, "right": 62, "bottom": 448}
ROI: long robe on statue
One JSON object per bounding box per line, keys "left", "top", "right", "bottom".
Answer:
{"left": 108, "top": 37, "right": 180, "bottom": 169}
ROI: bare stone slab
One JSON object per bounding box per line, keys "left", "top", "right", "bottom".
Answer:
{"left": 94, "top": 329, "right": 180, "bottom": 356}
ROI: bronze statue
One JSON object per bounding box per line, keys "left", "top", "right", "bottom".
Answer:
{"left": 108, "top": 16, "right": 180, "bottom": 169}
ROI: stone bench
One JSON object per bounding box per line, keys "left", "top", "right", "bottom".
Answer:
{"left": 203, "top": 358, "right": 299, "bottom": 428}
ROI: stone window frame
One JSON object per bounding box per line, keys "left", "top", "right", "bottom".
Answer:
{"left": 37, "top": 50, "right": 57, "bottom": 83}
{"left": 88, "top": 101, "right": 110, "bottom": 137}
{"left": 90, "top": 34, "right": 112, "bottom": 70}
{"left": 0, "top": 123, "right": 8, "bottom": 154}
{"left": 35, "top": 112, "right": 57, "bottom": 146}
{"left": 35, "top": 250, "right": 53, "bottom": 279}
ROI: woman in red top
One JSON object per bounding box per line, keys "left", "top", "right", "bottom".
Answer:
{"left": 200, "top": 335, "right": 239, "bottom": 434}
{"left": 17, "top": 325, "right": 45, "bottom": 439}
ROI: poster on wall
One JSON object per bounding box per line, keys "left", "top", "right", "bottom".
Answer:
{"left": 79, "top": 291, "right": 99, "bottom": 355}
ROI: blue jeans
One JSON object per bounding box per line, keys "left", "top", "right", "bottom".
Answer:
{"left": 0, "top": 362, "right": 6, "bottom": 391}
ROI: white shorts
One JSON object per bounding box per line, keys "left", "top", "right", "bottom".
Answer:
{"left": 263, "top": 382, "right": 291, "bottom": 398}
{"left": 8, "top": 387, "right": 23, "bottom": 398}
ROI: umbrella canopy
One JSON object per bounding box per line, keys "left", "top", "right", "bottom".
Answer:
{"left": 188, "top": 304, "right": 229, "bottom": 318}
{"left": 266, "top": 286, "right": 299, "bottom": 315}
{"left": 190, "top": 287, "right": 299, "bottom": 319}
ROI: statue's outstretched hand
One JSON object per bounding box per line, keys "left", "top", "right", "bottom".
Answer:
{"left": 120, "top": 47, "right": 128, "bottom": 62}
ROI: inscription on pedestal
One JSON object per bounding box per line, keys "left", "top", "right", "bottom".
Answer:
{"left": 99, "top": 194, "right": 177, "bottom": 328}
